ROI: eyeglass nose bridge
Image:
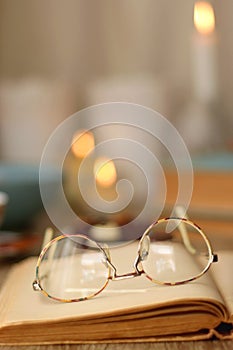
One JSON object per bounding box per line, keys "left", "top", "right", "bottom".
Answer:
{"left": 102, "top": 246, "right": 143, "bottom": 281}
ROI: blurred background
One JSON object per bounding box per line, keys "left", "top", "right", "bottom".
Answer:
{"left": 0, "top": 0, "right": 233, "bottom": 257}
{"left": 0, "top": 0, "right": 232, "bottom": 161}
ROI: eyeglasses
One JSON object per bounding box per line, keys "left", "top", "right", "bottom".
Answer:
{"left": 32, "top": 217, "right": 218, "bottom": 303}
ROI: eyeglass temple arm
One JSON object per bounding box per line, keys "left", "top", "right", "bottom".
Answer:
{"left": 41, "top": 227, "right": 57, "bottom": 266}
{"left": 174, "top": 207, "right": 218, "bottom": 262}
{"left": 41, "top": 227, "right": 54, "bottom": 248}
{"left": 174, "top": 206, "right": 196, "bottom": 255}
{"left": 33, "top": 228, "right": 55, "bottom": 292}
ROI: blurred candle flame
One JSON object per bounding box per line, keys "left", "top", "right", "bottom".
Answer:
{"left": 194, "top": 1, "right": 215, "bottom": 35}
{"left": 94, "top": 157, "right": 117, "bottom": 188}
{"left": 71, "top": 130, "right": 95, "bottom": 159}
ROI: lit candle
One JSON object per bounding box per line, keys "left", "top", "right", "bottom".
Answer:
{"left": 93, "top": 156, "right": 118, "bottom": 206}
{"left": 89, "top": 157, "right": 122, "bottom": 242}
{"left": 192, "top": 1, "right": 217, "bottom": 103}
{"left": 71, "top": 130, "right": 95, "bottom": 159}
{"left": 63, "top": 129, "right": 95, "bottom": 206}
{"left": 94, "top": 156, "right": 117, "bottom": 189}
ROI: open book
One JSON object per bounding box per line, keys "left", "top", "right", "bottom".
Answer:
{"left": 0, "top": 242, "right": 232, "bottom": 345}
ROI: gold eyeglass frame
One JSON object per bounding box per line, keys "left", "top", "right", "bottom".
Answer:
{"left": 32, "top": 217, "right": 218, "bottom": 303}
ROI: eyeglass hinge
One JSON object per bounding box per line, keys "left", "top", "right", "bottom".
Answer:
{"left": 32, "top": 280, "right": 42, "bottom": 291}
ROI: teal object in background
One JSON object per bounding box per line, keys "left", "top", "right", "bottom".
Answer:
{"left": 192, "top": 152, "right": 233, "bottom": 171}
{"left": 1, "top": 153, "right": 232, "bottom": 230}
{"left": 0, "top": 163, "right": 59, "bottom": 230}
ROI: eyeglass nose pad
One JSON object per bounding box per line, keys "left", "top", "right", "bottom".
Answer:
{"left": 139, "top": 235, "right": 150, "bottom": 261}
{"left": 101, "top": 244, "right": 111, "bottom": 268}
{"left": 101, "top": 257, "right": 109, "bottom": 268}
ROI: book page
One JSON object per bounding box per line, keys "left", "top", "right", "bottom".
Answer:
{"left": 0, "top": 240, "right": 227, "bottom": 328}
{"left": 210, "top": 250, "right": 233, "bottom": 321}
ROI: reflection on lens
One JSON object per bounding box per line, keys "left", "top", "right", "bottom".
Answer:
{"left": 38, "top": 235, "right": 109, "bottom": 301}
{"left": 140, "top": 218, "right": 212, "bottom": 284}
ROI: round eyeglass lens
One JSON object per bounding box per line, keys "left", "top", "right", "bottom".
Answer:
{"left": 140, "top": 218, "right": 212, "bottom": 284}
{"left": 38, "top": 235, "right": 109, "bottom": 301}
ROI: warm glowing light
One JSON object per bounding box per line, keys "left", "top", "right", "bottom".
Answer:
{"left": 71, "top": 130, "right": 95, "bottom": 159}
{"left": 194, "top": 1, "right": 215, "bottom": 35}
{"left": 94, "top": 157, "right": 117, "bottom": 188}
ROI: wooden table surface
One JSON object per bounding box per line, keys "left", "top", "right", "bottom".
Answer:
{"left": 0, "top": 171, "right": 232, "bottom": 349}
